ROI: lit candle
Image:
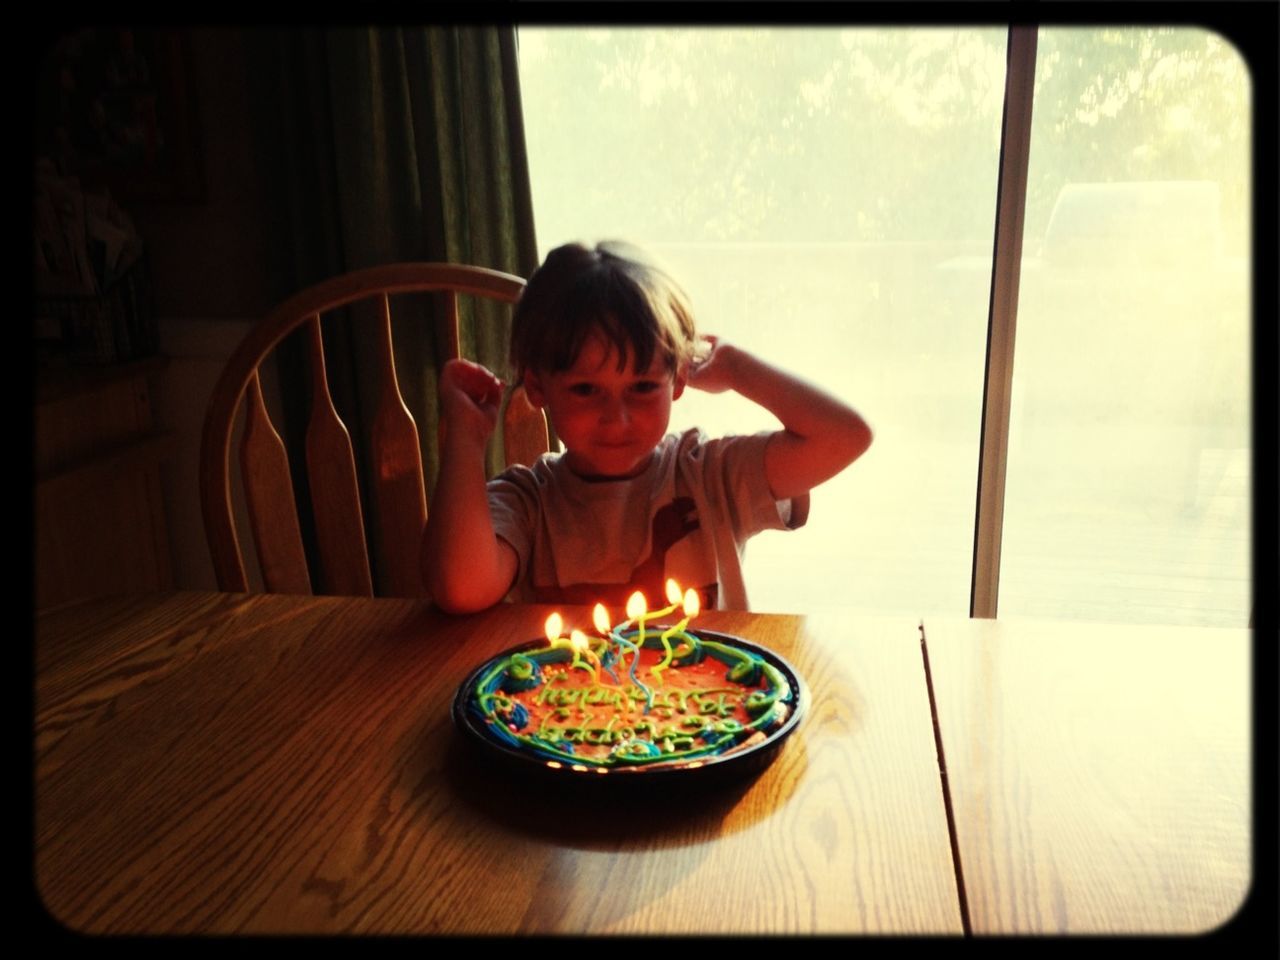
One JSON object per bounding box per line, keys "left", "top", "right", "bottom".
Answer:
{"left": 592, "top": 603, "right": 616, "bottom": 679}
{"left": 659, "top": 577, "right": 684, "bottom": 618}
{"left": 625, "top": 579, "right": 683, "bottom": 647}
{"left": 652, "top": 588, "right": 701, "bottom": 681}
{"left": 545, "top": 611, "right": 569, "bottom": 647}
{"left": 568, "top": 628, "right": 601, "bottom": 685}
{"left": 592, "top": 603, "right": 612, "bottom": 638}
{"left": 545, "top": 611, "right": 580, "bottom": 665}
{"left": 625, "top": 591, "right": 649, "bottom": 646}
{"left": 546, "top": 612, "right": 604, "bottom": 685}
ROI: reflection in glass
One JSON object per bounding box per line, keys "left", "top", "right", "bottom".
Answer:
{"left": 519, "top": 27, "right": 1007, "bottom": 614}
{"left": 999, "top": 28, "right": 1251, "bottom": 626}
{"left": 518, "top": 27, "right": 1250, "bottom": 625}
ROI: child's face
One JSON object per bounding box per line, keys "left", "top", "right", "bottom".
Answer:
{"left": 524, "top": 335, "right": 686, "bottom": 479}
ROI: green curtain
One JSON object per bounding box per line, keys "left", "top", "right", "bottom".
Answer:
{"left": 246, "top": 25, "right": 539, "bottom": 593}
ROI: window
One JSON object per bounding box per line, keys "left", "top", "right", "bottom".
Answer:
{"left": 516, "top": 26, "right": 1251, "bottom": 626}
{"left": 998, "top": 28, "right": 1251, "bottom": 626}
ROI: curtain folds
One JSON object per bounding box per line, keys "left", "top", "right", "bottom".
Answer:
{"left": 246, "top": 25, "right": 539, "bottom": 594}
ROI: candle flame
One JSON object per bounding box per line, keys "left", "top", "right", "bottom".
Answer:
{"left": 544, "top": 611, "right": 564, "bottom": 642}
{"left": 569, "top": 629, "right": 589, "bottom": 653}
{"left": 665, "top": 578, "right": 682, "bottom": 605}
{"left": 626, "top": 591, "right": 647, "bottom": 620}
{"left": 592, "top": 603, "right": 611, "bottom": 635}
{"left": 683, "top": 588, "right": 700, "bottom": 617}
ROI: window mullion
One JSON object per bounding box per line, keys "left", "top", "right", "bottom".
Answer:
{"left": 971, "top": 25, "right": 1038, "bottom": 619}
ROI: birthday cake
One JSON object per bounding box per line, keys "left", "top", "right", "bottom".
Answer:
{"left": 458, "top": 585, "right": 800, "bottom": 773}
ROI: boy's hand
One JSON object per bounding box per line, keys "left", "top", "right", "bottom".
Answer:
{"left": 425, "top": 358, "right": 520, "bottom": 614}
{"left": 690, "top": 335, "right": 872, "bottom": 501}
{"left": 686, "top": 335, "right": 739, "bottom": 394}
{"left": 439, "top": 358, "right": 504, "bottom": 442}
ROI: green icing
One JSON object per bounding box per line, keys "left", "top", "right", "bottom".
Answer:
{"left": 469, "top": 628, "right": 793, "bottom": 768}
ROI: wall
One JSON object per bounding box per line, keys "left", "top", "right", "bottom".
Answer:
{"left": 128, "top": 28, "right": 278, "bottom": 591}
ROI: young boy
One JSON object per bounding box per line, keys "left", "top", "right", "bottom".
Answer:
{"left": 423, "top": 241, "right": 872, "bottom": 613}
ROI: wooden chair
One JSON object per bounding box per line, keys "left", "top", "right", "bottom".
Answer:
{"left": 200, "top": 262, "right": 548, "bottom": 598}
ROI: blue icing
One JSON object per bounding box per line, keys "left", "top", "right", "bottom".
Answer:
{"left": 486, "top": 719, "right": 522, "bottom": 747}
{"left": 473, "top": 628, "right": 792, "bottom": 767}
{"left": 501, "top": 701, "right": 530, "bottom": 730}
{"left": 501, "top": 654, "right": 543, "bottom": 693}
{"left": 726, "top": 656, "right": 762, "bottom": 686}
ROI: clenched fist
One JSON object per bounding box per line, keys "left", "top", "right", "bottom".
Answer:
{"left": 439, "top": 358, "right": 504, "bottom": 445}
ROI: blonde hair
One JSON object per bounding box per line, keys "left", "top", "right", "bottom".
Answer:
{"left": 511, "top": 241, "right": 698, "bottom": 379}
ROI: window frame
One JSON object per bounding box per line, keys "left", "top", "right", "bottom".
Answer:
{"left": 515, "top": 23, "right": 1259, "bottom": 625}
{"left": 971, "top": 25, "right": 1037, "bottom": 618}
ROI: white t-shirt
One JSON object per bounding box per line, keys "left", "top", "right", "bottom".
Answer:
{"left": 487, "top": 428, "right": 808, "bottom": 611}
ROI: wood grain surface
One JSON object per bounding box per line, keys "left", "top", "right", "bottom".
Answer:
{"left": 921, "top": 616, "right": 1251, "bottom": 934}
{"left": 34, "top": 593, "right": 960, "bottom": 935}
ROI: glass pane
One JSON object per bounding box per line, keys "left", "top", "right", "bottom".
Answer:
{"left": 1000, "top": 27, "right": 1251, "bottom": 626}
{"left": 518, "top": 27, "right": 1006, "bottom": 614}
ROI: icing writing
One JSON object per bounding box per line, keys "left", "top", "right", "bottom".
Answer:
{"left": 535, "top": 678, "right": 740, "bottom": 718}
{"left": 469, "top": 625, "right": 792, "bottom": 769}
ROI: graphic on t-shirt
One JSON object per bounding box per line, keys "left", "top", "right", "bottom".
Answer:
{"left": 533, "top": 497, "right": 717, "bottom": 608}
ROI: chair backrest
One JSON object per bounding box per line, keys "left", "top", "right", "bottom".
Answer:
{"left": 200, "top": 262, "right": 548, "bottom": 597}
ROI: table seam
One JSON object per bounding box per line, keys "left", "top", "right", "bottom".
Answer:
{"left": 919, "top": 620, "right": 972, "bottom": 937}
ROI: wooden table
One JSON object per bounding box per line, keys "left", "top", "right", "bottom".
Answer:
{"left": 34, "top": 593, "right": 1252, "bottom": 936}
{"left": 922, "top": 616, "right": 1251, "bottom": 935}
{"left": 35, "top": 592, "right": 960, "bottom": 935}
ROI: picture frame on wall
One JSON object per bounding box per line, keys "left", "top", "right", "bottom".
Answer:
{"left": 38, "top": 27, "right": 206, "bottom": 204}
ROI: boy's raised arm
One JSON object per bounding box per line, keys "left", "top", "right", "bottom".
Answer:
{"left": 687, "top": 337, "right": 873, "bottom": 501}
{"left": 422, "top": 359, "right": 519, "bottom": 613}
